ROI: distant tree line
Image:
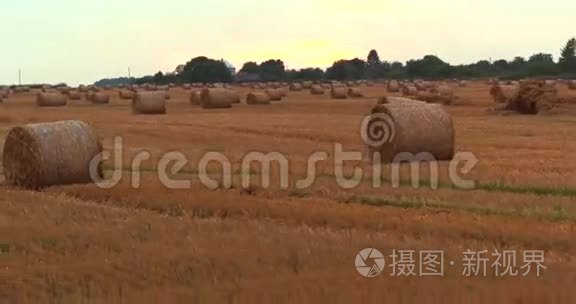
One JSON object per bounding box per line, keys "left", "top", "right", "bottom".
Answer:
{"left": 94, "top": 37, "right": 576, "bottom": 86}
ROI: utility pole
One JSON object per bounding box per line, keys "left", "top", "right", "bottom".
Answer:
{"left": 18, "top": 69, "right": 21, "bottom": 85}
{"left": 128, "top": 67, "right": 131, "bottom": 78}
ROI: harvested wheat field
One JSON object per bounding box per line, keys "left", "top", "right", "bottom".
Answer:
{"left": 0, "top": 82, "right": 576, "bottom": 304}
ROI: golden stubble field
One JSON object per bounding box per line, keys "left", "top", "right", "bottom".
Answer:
{"left": 0, "top": 82, "right": 575, "bottom": 303}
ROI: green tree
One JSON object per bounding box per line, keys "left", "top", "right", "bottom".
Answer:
{"left": 558, "top": 38, "right": 576, "bottom": 73}
{"left": 326, "top": 58, "right": 366, "bottom": 80}
{"left": 258, "top": 59, "right": 285, "bottom": 81}
{"left": 180, "top": 56, "right": 232, "bottom": 83}
{"left": 240, "top": 61, "right": 260, "bottom": 74}
{"left": 153, "top": 71, "right": 164, "bottom": 84}
{"left": 526, "top": 53, "right": 558, "bottom": 76}
{"left": 367, "top": 49, "right": 380, "bottom": 66}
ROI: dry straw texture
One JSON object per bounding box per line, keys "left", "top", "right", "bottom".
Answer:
{"left": 330, "top": 87, "right": 348, "bottom": 99}
{"left": 246, "top": 92, "right": 271, "bottom": 105}
{"left": 2, "top": 120, "right": 103, "bottom": 190}
{"left": 36, "top": 92, "right": 67, "bottom": 107}
{"left": 310, "top": 85, "right": 325, "bottom": 95}
{"left": 132, "top": 91, "right": 167, "bottom": 114}
{"left": 200, "top": 88, "right": 236, "bottom": 109}
{"left": 347, "top": 87, "right": 364, "bottom": 98}
{"left": 368, "top": 99, "right": 455, "bottom": 163}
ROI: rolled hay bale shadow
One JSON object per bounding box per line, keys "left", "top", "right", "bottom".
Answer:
{"left": 91, "top": 93, "right": 110, "bottom": 104}
{"left": 246, "top": 92, "right": 271, "bottom": 105}
{"left": 200, "top": 88, "right": 237, "bottom": 109}
{"left": 132, "top": 91, "right": 167, "bottom": 114}
{"left": 2, "top": 120, "right": 103, "bottom": 190}
{"left": 366, "top": 101, "right": 455, "bottom": 163}
{"left": 330, "top": 87, "right": 348, "bottom": 99}
{"left": 265, "top": 88, "right": 283, "bottom": 101}
{"left": 347, "top": 87, "right": 364, "bottom": 98}
{"left": 310, "top": 85, "right": 325, "bottom": 95}
{"left": 36, "top": 92, "right": 67, "bottom": 107}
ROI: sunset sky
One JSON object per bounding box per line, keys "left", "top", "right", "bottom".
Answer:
{"left": 1, "top": 0, "right": 575, "bottom": 85}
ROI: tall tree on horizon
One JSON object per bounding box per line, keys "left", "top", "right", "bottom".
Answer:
{"left": 559, "top": 37, "right": 576, "bottom": 73}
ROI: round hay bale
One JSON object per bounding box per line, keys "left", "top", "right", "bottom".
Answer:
{"left": 387, "top": 81, "right": 400, "bottom": 93}
{"left": 568, "top": 80, "right": 576, "bottom": 90}
{"left": 132, "top": 91, "right": 167, "bottom": 114}
{"left": 289, "top": 83, "right": 303, "bottom": 91}
{"left": 246, "top": 92, "right": 271, "bottom": 105}
{"left": 200, "top": 88, "right": 236, "bottom": 109}
{"left": 401, "top": 85, "right": 418, "bottom": 97}
{"left": 367, "top": 102, "right": 455, "bottom": 163}
{"left": 67, "top": 91, "right": 82, "bottom": 100}
{"left": 458, "top": 80, "right": 468, "bottom": 87}
{"left": 331, "top": 87, "right": 348, "bottom": 99}
{"left": 189, "top": 91, "right": 202, "bottom": 105}
{"left": 302, "top": 81, "right": 313, "bottom": 89}
{"left": 310, "top": 85, "right": 325, "bottom": 95}
{"left": 119, "top": 89, "right": 135, "bottom": 100}
{"left": 265, "top": 89, "right": 283, "bottom": 101}
{"left": 36, "top": 92, "right": 67, "bottom": 107}
{"left": 2, "top": 120, "right": 103, "bottom": 190}
{"left": 348, "top": 87, "right": 364, "bottom": 98}
{"left": 490, "top": 84, "right": 519, "bottom": 104}
{"left": 91, "top": 93, "right": 110, "bottom": 104}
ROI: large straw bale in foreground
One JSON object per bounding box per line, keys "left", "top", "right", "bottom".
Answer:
{"left": 366, "top": 101, "right": 455, "bottom": 163}
{"left": 200, "top": 88, "right": 236, "bottom": 109}
{"left": 246, "top": 92, "right": 271, "bottom": 105}
{"left": 36, "top": 92, "right": 67, "bottom": 107}
{"left": 132, "top": 91, "right": 166, "bottom": 114}
{"left": 2, "top": 120, "right": 103, "bottom": 190}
